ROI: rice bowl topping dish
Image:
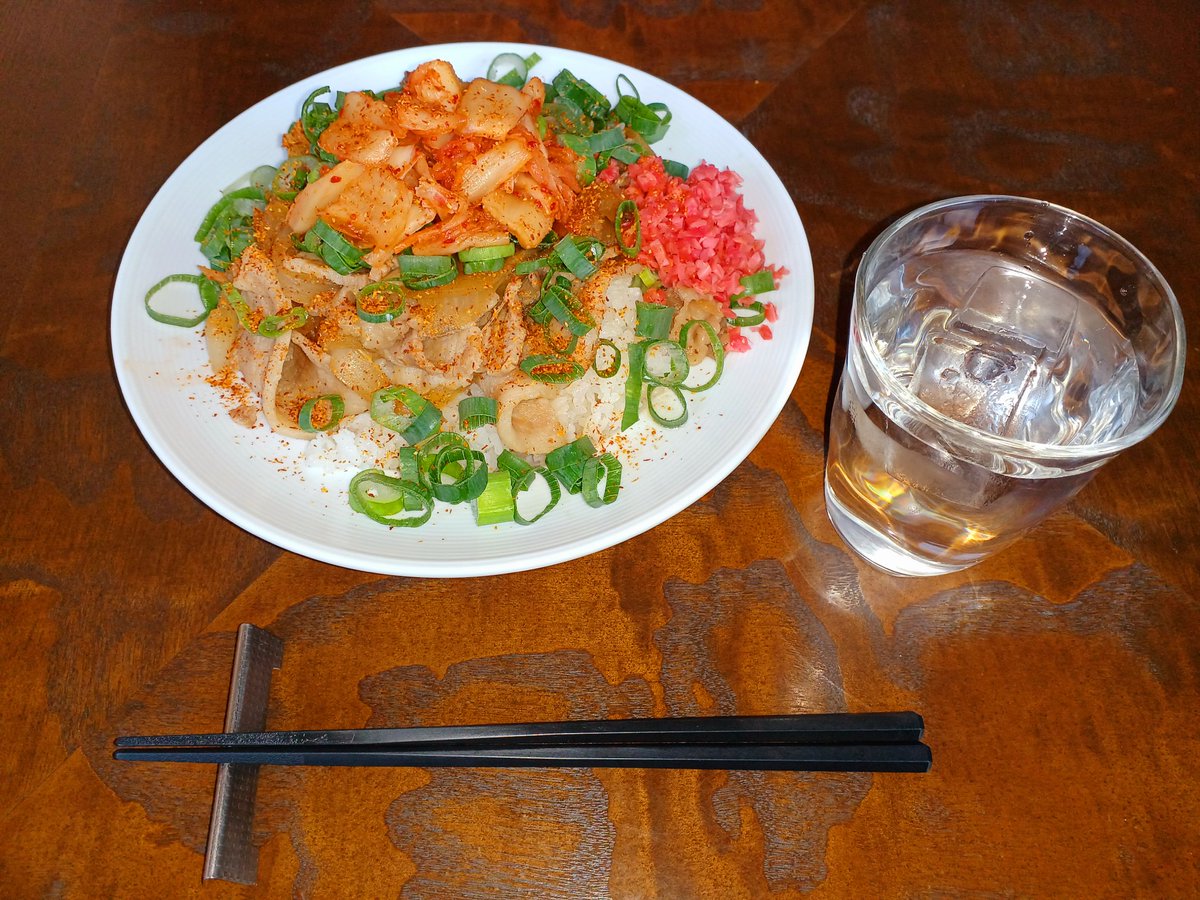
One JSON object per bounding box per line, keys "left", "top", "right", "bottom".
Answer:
{"left": 141, "top": 51, "right": 788, "bottom": 531}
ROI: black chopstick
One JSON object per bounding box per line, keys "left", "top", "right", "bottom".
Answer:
{"left": 114, "top": 711, "right": 924, "bottom": 751}
{"left": 113, "top": 742, "right": 932, "bottom": 772}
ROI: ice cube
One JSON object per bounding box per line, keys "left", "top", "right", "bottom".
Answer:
{"left": 910, "top": 331, "right": 1037, "bottom": 437}
{"left": 948, "top": 264, "right": 1078, "bottom": 361}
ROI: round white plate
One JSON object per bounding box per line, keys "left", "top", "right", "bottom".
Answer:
{"left": 111, "top": 42, "right": 814, "bottom": 577}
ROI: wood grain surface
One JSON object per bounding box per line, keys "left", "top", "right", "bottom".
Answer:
{"left": 2, "top": 1, "right": 1197, "bottom": 897}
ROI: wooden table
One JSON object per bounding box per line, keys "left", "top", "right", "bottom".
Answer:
{"left": 2, "top": 2, "right": 1197, "bottom": 896}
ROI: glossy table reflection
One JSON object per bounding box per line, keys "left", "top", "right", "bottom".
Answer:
{"left": 1, "top": 1, "right": 1197, "bottom": 896}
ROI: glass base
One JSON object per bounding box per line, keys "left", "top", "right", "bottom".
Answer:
{"left": 824, "top": 483, "right": 972, "bottom": 577}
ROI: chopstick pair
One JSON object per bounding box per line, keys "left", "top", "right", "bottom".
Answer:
{"left": 115, "top": 712, "right": 931, "bottom": 773}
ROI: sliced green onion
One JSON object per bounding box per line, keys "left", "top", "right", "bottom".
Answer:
{"left": 662, "top": 159, "right": 690, "bottom": 179}
{"left": 642, "top": 339, "right": 690, "bottom": 386}
{"left": 647, "top": 384, "right": 688, "bottom": 428}
{"left": 193, "top": 187, "right": 264, "bottom": 243}
{"left": 348, "top": 469, "right": 433, "bottom": 528}
{"left": 607, "top": 144, "right": 642, "bottom": 165}
{"left": 398, "top": 254, "right": 455, "bottom": 274}
{"left": 458, "top": 396, "right": 498, "bottom": 429}
{"left": 557, "top": 132, "right": 590, "bottom": 157}
{"left": 144, "top": 274, "right": 220, "bottom": 328}
{"left": 542, "top": 286, "right": 595, "bottom": 336}
{"left": 587, "top": 127, "right": 626, "bottom": 154}
{"left": 621, "top": 341, "right": 646, "bottom": 431}
{"left": 249, "top": 165, "right": 277, "bottom": 193}
{"left": 543, "top": 95, "right": 593, "bottom": 136}
{"left": 398, "top": 253, "right": 457, "bottom": 289}
{"left": 356, "top": 279, "right": 406, "bottom": 323}
{"left": 308, "top": 219, "right": 368, "bottom": 275}
{"left": 728, "top": 296, "right": 766, "bottom": 326}
{"left": 397, "top": 446, "right": 422, "bottom": 483}
{"left": 581, "top": 453, "right": 622, "bottom": 507}
{"left": 515, "top": 257, "right": 551, "bottom": 276}
{"left": 615, "top": 74, "right": 640, "bottom": 100}
{"left": 526, "top": 296, "right": 554, "bottom": 325}
{"left": 475, "top": 470, "right": 516, "bottom": 525}
{"left": 298, "top": 394, "right": 345, "bottom": 433}
{"left": 272, "top": 155, "right": 320, "bottom": 198}
{"left": 634, "top": 300, "right": 673, "bottom": 339}
{"left": 402, "top": 270, "right": 459, "bottom": 290}
{"left": 512, "top": 466, "right": 562, "bottom": 525}
{"left": 554, "top": 234, "right": 597, "bottom": 280}
{"left": 300, "top": 86, "right": 340, "bottom": 164}
{"left": 593, "top": 339, "right": 621, "bottom": 378}
{"left": 520, "top": 355, "right": 584, "bottom": 383}
{"left": 614, "top": 94, "right": 672, "bottom": 144}
{"left": 551, "top": 69, "right": 611, "bottom": 120}
{"left": 614, "top": 200, "right": 641, "bottom": 258}
{"left": 497, "top": 450, "right": 535, "bottom": 492}
{"left": 488, "top": 51, "right": 541, "bottom": 87}
{"left": 542, "top": 321, "right": 580, "bottom": 356}
{"left": 576, "top": 153, "right": 597, "bottom": 187}
{"left": 220, "top": 283, "right": 256, "bottom": 332}
{"left": 545, "top": 435, "right": 596, "bottom": 494}
{"left": 258, "top": 306, "right": 308, "bottom": 338}
{"left": 739, "top": 269, "right": 778, "bottom": 294}
{"left": 636, "top": 268, "right": 660, "bottom": 289}
{"left": 462, "top": 257, "right": 506, "bottom": 275}
{"left": 429, "top": 444, "right": 488, "bottom": 504}
{"left": 459, "top": 243, "right": 515, "bottom": 262}
{"left": 370, "top": 386, "right": 442, "bottom": 444}
{"left": 679, "top": 320, "right": 725, "bottom": 392}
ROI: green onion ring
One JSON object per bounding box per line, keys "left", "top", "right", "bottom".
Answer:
{"left": 678, "top": 320, "right": 725, "bottom": 393}
{"left": 553, "top": 235, "right": 597, "bottom": 280}
{"left": 258, "top": 306, "right": 308, "bottom": 338}
{"left": 634, "top": 300, "right": 673, "bottom": 339}
{"left": 348, "top": 469, "right": 433, "bottom": 528}
{"left": 459, "top": 243, "right": 515, "bottom": 262}
{"left": 520, "top": 355, "right": 584, "bottom": 383}
{"left": 402, "top": 268, "right": 459, "bottom": 290}
{"left": 488, "top": 52, "right": 528, "bottom": 84}
{"left": 646, "top": 384, "right": 689, "bottom": 428}
{"left": 545, "top": 435, "right": 597, "bottom": 494}
{"left": 497, "top": 450, "right": 535, "bottom": 492}
{"left": 298, "top": 394, "right": 345, "bottom": 433}
{"left": 462, "top": 258, "right": 506, "bottom": 275}
{"left": 542, "top": 288, "right": 595, "bottom": 337}
{"left": 615, "top": 200, "right": 642, "bottom": 258}
{"left": 193, "top": 188, "right": 264, "bottom": 243}
{"left": 370, "top": 385, "right": 442, "bottom": 444}
{"left": 512, "top": 466, "right": 562, "bottom": 525}
{"left": 356, "top": 279, "right": 406, "bottom": 323}
{"left": 429, "top": 445, "right": 488, "bottom": 504}
{"left": 581, "top": 453, "right": 622, "bottom": 507}
{"left": 541, "top": 321, "right": 580, "bottom": 356}
{"left": 458, "top": 396, "right": 498, "bottom": 430}
{"left": 593, "top": 339, "right": 621, "bottom": 378}
{"left": 728, "top": 293, "right": 767, "bottom": 326}
{"left": 642, "top": 339, "right": 690, "bottom": 387}
{"left": 144, "top": 274, "right": 220, "bottom": 328}
{"left": 615, "top": 73, "right": 640, "bottom": 101}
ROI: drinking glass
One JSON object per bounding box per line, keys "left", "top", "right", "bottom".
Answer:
{"left": 824, "top": 195, "right": 1186, "bottom": 576}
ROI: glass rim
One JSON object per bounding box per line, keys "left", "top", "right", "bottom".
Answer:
{"left": 853, "top": 194, "right": 1187, "bottom": 460}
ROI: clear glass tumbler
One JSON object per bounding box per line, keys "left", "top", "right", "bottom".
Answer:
{"left": 825, "top": 195, "right": 1186, "bottom": 576}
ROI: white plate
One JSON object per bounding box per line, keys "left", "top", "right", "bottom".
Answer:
{"left": 111, "top": 43, "right": 814, "bottom": 577}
